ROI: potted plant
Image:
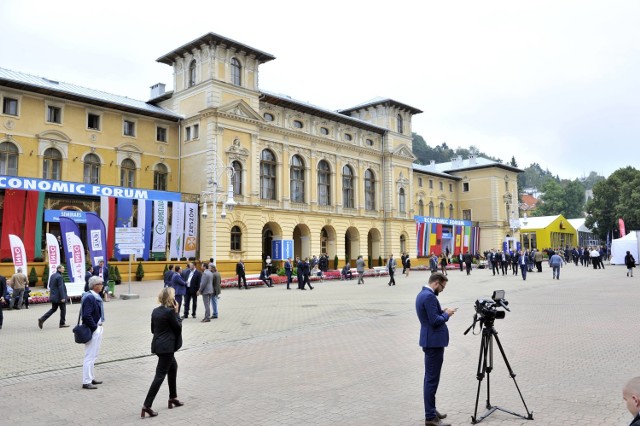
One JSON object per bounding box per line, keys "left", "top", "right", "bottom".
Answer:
{"left": 114, "top": 266, "right": 122, "bottom": 284}
{"left": 29, "top": 266, "right": 39, "bottom": 286}
{"left": 333, "top": 255, "right": 339, "bottom": 270}
{"left": 135, "top": 261, "right": 145, "bottom": 281}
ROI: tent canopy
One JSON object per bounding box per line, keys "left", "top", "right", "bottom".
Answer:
{"left": 610, "top": 231, "right": 639, "bottom": 265}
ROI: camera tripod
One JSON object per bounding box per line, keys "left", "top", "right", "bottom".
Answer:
{"left": 471, "top": 320, "right": 533, "bottom": 424}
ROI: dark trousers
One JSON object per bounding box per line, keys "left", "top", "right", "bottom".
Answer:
{"left": 423, "top": 347, "right": 444, "bottom": 419}
{"left": 512, "top": 263, "right": 519, "bottom": 275}
{"left": 175, "top": 295, "right": 183, "bottom": 312}
{"left": 285, "top": 271, "right": 292, "bottom": 289}
{"left": 143, "top": 353, "right": 178, "bottom": 408}
{"left": 521, "top": 266, "right": 527, "bottom": 280}
{"left": 183, "top": 292, "right": 197, "bottom": 316}
{"left": 388, "top": 270, "right": 396, "bottom": 285}
{"left": 0, "top": 302, "right": 3, "bottom": 328}
{"left": 492, "top": 263, "right": 500, "bottom": 275}
{"left": 536, "top": 261, "right": 542, "bottom": 272}
{"left": 501, "top": 263, "right": 508, "bottom": 275}
{"left": 465, "top": 263, "right": 472, "bottom": 275}
{"left": 237, "top": 274, "right": 247, "bottom": 288}
{"left": 40, "top": 302, "right": 66, "bottom": 325}
{"left": 297, "top": 274, "right": 304, "bottom": 289}
{"left": 303, "top": 274, "right": 312, "bottom": 289}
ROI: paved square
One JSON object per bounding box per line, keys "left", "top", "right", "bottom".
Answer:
{"left": 0, "top": 263, "right": 637, "bottom": 425}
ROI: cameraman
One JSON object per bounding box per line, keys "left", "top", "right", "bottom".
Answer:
{"left": 416, "top": 272, "right": 456, "bottom": 426}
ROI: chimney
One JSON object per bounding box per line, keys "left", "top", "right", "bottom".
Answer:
{"left": 150, "top": 83, "right": 166, "bottom": 99}
{"left": 468, "top": 154, "right": 477, "bottom": 165}
{"left": 429, "top": 160, "right": 436, "bottom": 170}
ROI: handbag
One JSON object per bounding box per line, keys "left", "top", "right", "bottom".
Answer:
{"left": 72, "top": 301, "right": 93, "bottom": 344}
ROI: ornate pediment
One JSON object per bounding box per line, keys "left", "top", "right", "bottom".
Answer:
{"left": 392, "top": 144, "right": 416, "bottom": 160}
{"left": 218, "top": 99, "right": 263, "bottom": 121}
{"left": 116, "top": 143, "right": 143, "bottom": 153}
{"left": 226, "top": 137, "right": 250, "bottom": 158}
{"left": 37, "top": 130, "right": 71, "bottom": 143}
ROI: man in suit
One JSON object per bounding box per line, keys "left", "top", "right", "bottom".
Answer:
{"left": 93, "top": 260, "right": 109, "bottom": 300}
{"left": 415, "top": 272, "right": 456, "bottom": 426}
{"left": 284, "top": 258, "right": 293, "bottom": 289}
{"left": 182, "top": 262, "right": 201, "bottom": 318}
{"left": 84, "top": 266, "right": 94, "bottom": 292}
{"left": 356, "top": 255, "right": 365, "bottom": 285}
{"left": 296, "top": 257, "right": 304, "bottom": 290}
{"left": 198, "top": 263, "right": 213, "bottom": 322}
{"left": 211, "top": 265, "right": 222, "bottom": 319}
{"left": 38, "top": 265, "right": 69, "bottom": 329}
{"left": 623, "top": 377, "right": 640, "bottom": 426}
{"left": 387, "top": 254, "right": 396, "bottom": 286}
{"left": 171, "top": 266, "right": 187, "bottom": 312}
{"left": 236, "top": 259, "right": 247, "bottom": 289}
{"left": 302, "top": 257, "right": 313, "bottom": 290}
{"left": 163, "top": 264, "right": 174, "bottom": 288}
{"left": 81, "top": 276, "right": 105, "bottom": 389}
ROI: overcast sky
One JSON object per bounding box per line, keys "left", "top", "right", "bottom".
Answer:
{"left": 2, "top": 0, "right": 638, "bottom": 180}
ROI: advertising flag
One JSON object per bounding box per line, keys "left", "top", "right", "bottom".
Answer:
{"left": 46, "top": 233, "right": 60, "bottom": 284}
{"left": 66, "top": 233, "right": 86, "bottom": 297}
{"left": 59, "top": 217, "right": 82, "bottom": 283}
{"left": 169, "top": 202, "right": 185, "bottom": 259}
{"left": 86, "top": 212, "right": 107, "bottom": 267}
{"left": 152, "top": 200, "right": 168, "bottom": 255}
{"left": 619, "top": 218, "right": 626, "bottom": 237}
{"left": 137, "top": 200, "right": 153, "bottom": 260}
{"left": 9, "top": 234, "right": 28, "bottom": 274}
{"left": 182, "top": 203, "right": 198, "bottom": 259}
{"left": 115, "top": 198, "right": 133, "bottom": 260}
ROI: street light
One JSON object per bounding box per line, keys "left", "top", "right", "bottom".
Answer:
{"left": 201, "top": 163, "right": 236, "bottom": 266}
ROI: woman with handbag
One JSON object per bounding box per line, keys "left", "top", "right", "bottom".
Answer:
{"left": 141, "top": 287, "right": 184, "bottom": 418}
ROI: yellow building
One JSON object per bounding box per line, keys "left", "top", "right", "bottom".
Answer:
{"left": 519, "top": 215, "right": 577, "bottom": 250}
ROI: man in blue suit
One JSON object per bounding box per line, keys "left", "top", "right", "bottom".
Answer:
{"left": 416, "top": 272, "right": 456, "bottom": 426}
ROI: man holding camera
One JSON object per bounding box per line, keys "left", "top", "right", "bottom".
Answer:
{"left": 416, "top": 272, "right": 456, "bottom": 426}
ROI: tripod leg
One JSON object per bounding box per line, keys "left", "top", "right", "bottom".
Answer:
{"left": 485, "top": 333, "right": 494, "bottom": 409}
{"left": 492, "top": 333, "right": 534, "bottom": 418}
{"left": 472, "top": 332, "right": 489, "bottom": 423}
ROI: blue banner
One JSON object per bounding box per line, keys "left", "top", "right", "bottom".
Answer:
{"left": 59, "top": 217, "right": 81, "bottom": 283}
{"left": 44, "top": 210, "right": 88, "bottom": 223}
{"left": 272, "top": 240, "right": 294, "bottom": 260}
{"left": 86, "top": 212, "right": 107, "bottom": 268}
{"left": 115, "top": 199, "right": 133, "bottom": 260}
{"left": 414, "top": 215, "right": 473, "bottom": 227}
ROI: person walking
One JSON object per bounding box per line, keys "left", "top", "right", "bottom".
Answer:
{"left": 183, "top": 262, "right": 201, "bottom": 318}
{"left": 163, "top": 265, "right": 174, "bottom": 288}
{"left": 356, "top": 255, "right": 365, "bottom": 284}
{"left": 284, "top": 258, "right": 293, "bottom": 289}
{"left": 302, "top": 257, "right": 313, "bottom": 290}
{"left": 387, "top": 254, "right": 397, "bottom": 286}
{"left": 463, "top": 251, "right": 473, "bottom": 275}
{"left": 549, "top": 252, "right": 563, "bottom": 279}
{"left": 9, "top": 267, "right": 27, "bottom": 310}
{"left": 518, "top": 250, "right": 528, "bottom": 281}
{"left": 416, "top": 272, "right": 455, "bottom": 426}
{"left": 625, "top": 251, "right": 636, "bottom": 277}
{"left": 141, "top": 287, "right": 184, "bottom": 418}
{"left": 198, "top": 263, "right": 213, "bottom": 322}
{"left": 439, "top": 254, "right": 448, "bottom": 275}
{"left": 405, "top": 255, "right": 411, "bottom": 277}
{"left": 38, "top": 265, "right": 69, "bottom": 329}
{"left": 236, "top": 259, "right": 247, "bottom": 289}
{"left": 211, "top": 265, "right": 221, "bottom": 318}
{"left": 81, "top": 276, "right": 105, "bottom": 389}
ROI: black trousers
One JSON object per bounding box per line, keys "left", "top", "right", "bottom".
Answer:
{"left": 143, "top": 353, "right": 178, "bottom": 408}
{"left": 40, "top": 302, "right": 66, "bottom": 325}
{"left": 0, "top": 301, "right": 3, "bottom": 328}
{"left": 237, "top": 274, "right": 247, "bottom": 288}
{"left": 388, "top": 270, "right": 396, "bottom": 285}
{"left": 183, "top": 292, "right": 197, "bottom": 316}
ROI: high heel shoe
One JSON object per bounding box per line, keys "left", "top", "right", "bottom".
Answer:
{"left": 140, "top": 406, "right": 158, "bottom": 418}
{"left": 168, "top": 398, "right": 184, "bottom": 409}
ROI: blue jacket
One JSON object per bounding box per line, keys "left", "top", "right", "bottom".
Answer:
{"left": 171, "top": 272, "right": 187, "bottom": 296}
{"left": 48, "top": 271, "right": 67, "bottom": 303}
{"left": 81, "top": 292, "right": 103, "bottom": 332}
{"left": 416, "top": 287, "right": 450, "bottom": 348}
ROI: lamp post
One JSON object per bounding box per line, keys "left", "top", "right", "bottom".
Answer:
{"left": 201, "top": 163, "right": 236, "bottom": 266}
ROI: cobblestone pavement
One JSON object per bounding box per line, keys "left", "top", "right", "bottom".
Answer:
{"left": 0, "top": 263, "right": 637, "bottom": 425}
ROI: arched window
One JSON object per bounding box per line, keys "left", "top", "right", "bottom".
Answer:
{"left": 449, "top": 204, "right": 454, "bottom": 219}
{"left": 260, "top": 149, "right": 276, "bottom": 200}
{"left": 188, "top": 60, "right": 196, "bottom": 87}
{"left": 318, "top": 160, "right": 331, "bottom": 206}
{"left": 231, "top": 58, "right": 242, "bottom": 86}
{"left": 342, "top": 165, "right": 354, "bottom": 209}
{"left": 365, "top": 169, "right": 375, "bottom": 211}
{"left": 43, "top": 148, "right": 62, "bottom": 180}
{"left": 428, "top": 201, "right": 434, "bottom": 217}
{"left": 83, "top": 153, "right": 101, "bottom": 184}
{"left": 290, "top": 155, "right": 305, "bottom": 203}
{"left": 120, "top": 158, "right": 136, "bottom": 188}
{"left": 153, "top": 163, "right": 168, "bottom": 190}
{"left": 399, "top": 188, "right": 406, "bottom": 213}
{"left": 400, "top": 234, "right": 407, "bottom": 254}
{"left": 418, "top": 199, "right": 424, "bottom": 216}
{"left": 231, "top": 225, "right": 242, "bottom": 251}
{"left": 0, "top": 142, "right": 19, "bottom": 176}
{"left": 232, "top": 161, "right": 243, "bottom": 196}
{"left": 439, "top": 202, "right": 445, "bottom": 218}
{"left": 397, "top": 114, "right": 403, "bottom": 134}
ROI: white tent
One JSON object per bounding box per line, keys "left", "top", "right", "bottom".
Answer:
{"left": 610, "top": 231, "right": 640, "bottom": 265}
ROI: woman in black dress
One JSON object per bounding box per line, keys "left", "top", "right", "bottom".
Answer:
{"left": 141, "top": 287, "right": 184, "bottom": 418}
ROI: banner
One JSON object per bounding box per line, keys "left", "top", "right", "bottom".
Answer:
{"left": 152, "top": 200, "right": 168, "bottom": 254}
{"left": 619, "top": 218, "right": 626, "bottom": 237}
{"left": 86, "top": 212, "right": 107, "bottom": 267}
{"left": 169, "top": 202, "right": 185, "bottom": 259}
{"left": 182, "top": 203, "right": 198, "bottom": 259}
{"left": 24, "top": 191, "right": 44, "bottom": 259}
{"left": 46, "top": 233, "right": 60, "bottom": 284}
{"left": 138, "top": 200, "right": 153, "bottom": 260}
{"left": 66, "top": 233, "right": 86, "bottom": 297}
{"left": 1, "top": 189, "right": 27, "bottom": 258}
{"left": 9, "top": 234, "right": 28, "bottom": 274}
{"left": 115, "top": 198, "right": 133, "bottom": 260}
{"left": 59, "top": 217, "right": 82, "bottom": 283}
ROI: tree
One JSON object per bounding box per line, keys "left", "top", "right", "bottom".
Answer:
{"left": 534, "top": 180, "right": 565, "bottom": 216}
{"left": 412, "top": 133, "right": 430, "bottom": 165}
{"left": 563, "top": 180, "right": 586, "bottom": 218}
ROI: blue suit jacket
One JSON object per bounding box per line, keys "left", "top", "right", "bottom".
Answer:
{"left": 416, "top": 287, "right": 450, "bottom": 348}
{"left": 171, "top": 272, "right": 187, "bottom": 296}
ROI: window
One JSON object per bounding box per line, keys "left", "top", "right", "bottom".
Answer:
{"left": 463, "top": 182, "right": 470, "bottom": 192}
{"left": 263, "top": 113, "right": 274, "bottom": 122}
{"left": 156, "top": 127, "right": 167, "bottom": 142}
{"left": 320, "top": 127, "right": 329, "bottom": 135}
{"left": 192, "top": 124, "right": 199, "bottom": 139}
{"left": 43, "top": 148, "right": 62, "bottom": 180}
{"left": 397, "top": 114, "right": 403, "bottom": 133}
{"left": 439, "top": 202, "right": 445, "bottom": 218}
{"left": 120, "top": 158, "right": 136, "bottom": 188}
{"left": 428, "top": 201, "right": 434, "bottom": 216}
{"left": 87, "top": 113, "right": 101, "bottom": 130}
{"left": 449, "top": 183, "right": 453, "bottom": 192}
{"left": 318, "top": 160, "right": 331, "bottom": 206}
{"left": 260, "top": 149, "right": 276, "bottom": 200}
{"left": 418, "top": 177, "right": 423, "bottom": 187}
{"left": 153, "top": 163, "right": 168, "bottom": 190}
{"left": 0, "top": 142, "right": 19, "bottom": 175}
{"left": 2, "top": 97, "right": 18, "bottom": 116}
{"left": 449, "top": 204, "right": 454, "bottom": 219}
{"left": 123, "top": 120, "right": 135, "bottom": 136}
{"left": 188, "top": 60, "right": 196, "bottom": 87}
{"left": 439, "top": 181, "right": 443, "bottom": 191}
{"left": 344, "top": 133, "right": 352, "bottom": 141}
{"left": 231, "top": 226, "right": 242, "bottom": 251}
{"left": 429, "top": 179, "right": 433, "bottom": 189}
{"left": 505, "top": 181, "right": 509, "bottom": 192}
{"left": 185, "top": 127, "right": 191, "bottom": 141}
{"left": 365, "top": 139, "right": 374, "bottom": 146}
{"left": 47, "top": 105, "right": 62, "bottom": 124}
{"left": 293, "top": 120, "right": 303, "bottom": 129}
{"left": 232, "top": 161, "right": 243, "bottom": 196}
{"left": 365, "top": 169, "right": 375, "bottom": 211}
{"left": 185, "top": 124, "right": 199, "bottom": 141}
{"left": 342, "top": 165, "right": 354, "bottom": 209}
{"left": 462, "top": 209, "right": 472, "bottom": 221}
{"left": 231, "top": 58, "right": 242, "bottom": 86}
{"left": 418, "top": 200, "right": 424, "bottom": 216}
{"left": 399, "top": 188, "right": 406, "bottom": 213}
{"left": 290, "top": 155, "right": 305, "bottom": 203}
{"left": 83, "top": 153, "right": 101, "bottom": 184}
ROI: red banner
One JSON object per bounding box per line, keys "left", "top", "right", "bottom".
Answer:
{"left": 619, "top": 218, "right": 626, "bottom": 237}
{"left": 1, "top": 189, "right": 27, "bottom": 259}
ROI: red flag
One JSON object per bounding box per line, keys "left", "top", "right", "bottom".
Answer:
{"left": 619, "top": 218, "right": 626, "bottom": 237}
{"left": 1, "top": 189, "right": 27, "bottom": 259}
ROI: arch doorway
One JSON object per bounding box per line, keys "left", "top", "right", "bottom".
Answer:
{"left": 293, "top": 224, "right": 311, "bottom": 260}
{"left": 368, "top": 228, "right": 381, "bottom": 266}
{"left": 345, "top": 226, "right": 360, "bottom": 263}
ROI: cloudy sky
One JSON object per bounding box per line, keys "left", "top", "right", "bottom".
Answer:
{"left": 2, "top": 0, "right": 638, "bottom": 179}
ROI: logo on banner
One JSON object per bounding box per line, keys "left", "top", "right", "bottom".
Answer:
{"left": 12, "top": 247, "right": 24, "bottom": 267}
{"left": 185, "top": 236, "right": 197, "bottom": 251}
{"left": 48, "top": 246, "right": 58, "bottom": 264}
{"left": 91, "top": 230, "right": 103, "bottom": 251}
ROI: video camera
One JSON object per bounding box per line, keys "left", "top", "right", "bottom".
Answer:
{"left": 464, "top": 290, "right": 510, "bottom": 335}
